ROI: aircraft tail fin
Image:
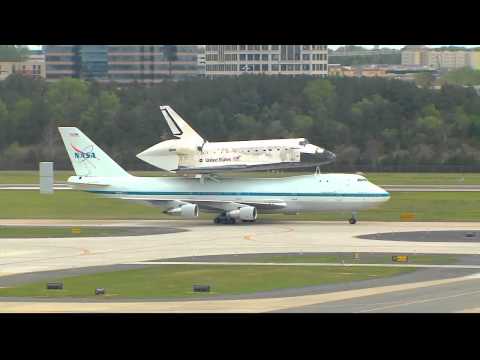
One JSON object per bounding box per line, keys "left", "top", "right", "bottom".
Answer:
{"left": 160, "top": 106, "right": 204, "bottom": 142}
{"left": 58, "top": 127, "right": 130, "bottom": 177}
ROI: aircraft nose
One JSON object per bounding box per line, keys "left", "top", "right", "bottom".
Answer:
{"left": 300, "top": 150, "right": 336, "bottom": 165}
{"left": 377, "top": 186, "right": 390, "bottom": 200}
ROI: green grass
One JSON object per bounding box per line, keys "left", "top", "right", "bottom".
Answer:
{"left": 3, "top": 170, "right": 480, "bottom": 185}
{"left": 1, "top": 190, "right": 480, "bottom": 221}
{"left": 0, "top": 265, "right": 413, "bottom": 298}
{"left": 0, "top": 226, "right": 134, "bottom": 238}
{"left": 243, "top": 254, "right": 458, "bottom": 265}
{"left": 365, "top": 172, "right": 480, "bottom": 186}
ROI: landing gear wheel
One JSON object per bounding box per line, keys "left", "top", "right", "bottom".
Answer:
{"left": 228, "top": 218, "right": 236, "bottom": 225}
{"left": 349, "top": 218, "right": 357, "bottom": 225}
{"left": 214, "top": 217, "right": 221, "bottom": 224}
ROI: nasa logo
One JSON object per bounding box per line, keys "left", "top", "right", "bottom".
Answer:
{"left": 71, "top": 144, "right": 97, "bottom": 160}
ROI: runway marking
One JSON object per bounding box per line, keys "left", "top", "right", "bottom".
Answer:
{"left": 80, "top": 249, "right": 91, "bottom": 256}
{"left": 126, "top": 261, "right": 480, "bottom": 270}
{"left": 456, "top": 307, "right": 480, "bottom": 313}
{"left": 358, "top": 289, "right": 480, "bottom": 313}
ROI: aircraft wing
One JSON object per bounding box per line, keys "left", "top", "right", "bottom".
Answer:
{"left": 119, "top": 197, "right": 286, "bottom": 212}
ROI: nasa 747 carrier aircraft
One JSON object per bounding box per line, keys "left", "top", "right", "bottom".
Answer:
{"left": 59, "top": 127, "right": 390, "bottom": 225}
{"left": 136, "top": 106, "right": 336, "bottom": 174}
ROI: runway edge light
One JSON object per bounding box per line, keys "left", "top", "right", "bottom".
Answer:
{"left": 392, "top": 255, "right": 409, "bottom": 263}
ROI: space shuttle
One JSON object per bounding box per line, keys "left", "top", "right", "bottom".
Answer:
{"left": 136, "top": 106, "right": 336, "bottom": 174}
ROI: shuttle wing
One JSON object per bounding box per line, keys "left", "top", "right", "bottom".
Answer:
{"left": 174, "top": 152, "right": 337, "bottom": 174}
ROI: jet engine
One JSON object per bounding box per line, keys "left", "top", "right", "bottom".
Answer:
{"left": 227, "top": 206, "right": 257, "bottom": 221}
{"left": 165, "top": 203, "right": 199, "bottom": 218}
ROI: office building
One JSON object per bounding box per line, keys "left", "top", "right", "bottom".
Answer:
{"left": 45, "top": 45, "right": 203, "bottom": 82}
{"left": 204, "top": 45, "right": 328, "bottom": 77}
{"left": 0, "top": 50, "right": 45, "bottom": 81}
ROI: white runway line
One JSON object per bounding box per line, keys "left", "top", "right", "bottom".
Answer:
{"left": 128, "top": 261, "right": 480, "bottom": 269}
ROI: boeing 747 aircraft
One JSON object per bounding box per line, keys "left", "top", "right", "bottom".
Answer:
{"left": 136, "top": 106, "right": 336, "bottom": 174}
{"left": 59, "top": 127, "right": 389, "bottom": 225}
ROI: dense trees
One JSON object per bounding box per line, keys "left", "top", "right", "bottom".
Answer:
{"left": 0, "top": 73, "right": 480, "bottom": 170}
{"left": 441, "top": 68, "right": 480, "bottom": 86}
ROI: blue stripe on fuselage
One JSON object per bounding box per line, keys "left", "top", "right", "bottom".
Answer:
{"left": 87, "top": 190, "right": 390, "bottom": 197}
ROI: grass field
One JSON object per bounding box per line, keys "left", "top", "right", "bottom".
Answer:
{"left": 231, "top": 254, "right": 458, "bottom": 265}
{"left": 0, "top": 190, "right": 479, "bottom": 221}
{"left": 0, "top": 264, "right": 413, "bottom": 298}
{"left": 2, "top": 170, "right": 480, "bottom": 185}
{"left": 0, "top": 226, "right": 137, "bottom": 238}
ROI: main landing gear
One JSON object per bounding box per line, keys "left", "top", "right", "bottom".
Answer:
{"left": 214, "top": 212, "right": 236, "bottom": 225}
{"left": 349, "top": 212, "right": 357, "bottom": 225}
{"left": 213, "top": 212, "right": 256, "bottom": 225}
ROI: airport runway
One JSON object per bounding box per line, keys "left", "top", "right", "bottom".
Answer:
{"left": 3, "top": 220, "right": 480, "bottom": 276}
{"left": 2, "top": 219, "right": 480, "bottom": 312}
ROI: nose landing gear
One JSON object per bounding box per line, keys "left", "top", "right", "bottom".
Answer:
{"left": 349, "top": 212, "right": 357, "bottom": 225}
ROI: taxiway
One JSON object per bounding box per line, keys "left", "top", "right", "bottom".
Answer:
{"left": 2, "top": 220, "right": 480, "bottom": 312}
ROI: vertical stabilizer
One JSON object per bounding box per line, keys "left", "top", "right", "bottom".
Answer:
{"left": 58, "top": 127, "right": 130, "bottom": 177}
{"left": 160, "top": 106, "right": 205, "bottom": 142}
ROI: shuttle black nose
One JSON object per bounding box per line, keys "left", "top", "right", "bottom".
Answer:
{"left": 300, "top": 150, "right": 336, "bottom": 165}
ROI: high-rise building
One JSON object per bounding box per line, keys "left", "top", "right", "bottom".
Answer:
{"left": 204, "top": 45, "right": 328, "bottom": 77}
{"left": 108, "top": 45, "right": 203, "bottom": 83}
{"left": 44, "top": 45, "right": 78, "bottom": 80}
{"left": 78, "top": 45, "right": 109, "bottom": 80}
{"left": 44, "top": 45, "right": 203, "bottom": 82}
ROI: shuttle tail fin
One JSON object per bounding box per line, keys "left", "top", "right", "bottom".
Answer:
{"left": 58, "top": 127, "right": 130, "bottom": 177}
{"left": 160, "top": 106, "right": 204, "bottom": 142}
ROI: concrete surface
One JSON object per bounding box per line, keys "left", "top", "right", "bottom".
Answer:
{"left": 2, "top": 219, "right": 480, "bottom": 312}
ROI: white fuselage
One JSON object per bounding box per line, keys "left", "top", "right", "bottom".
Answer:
{"left": 69, "top": 173, "right": 390, "bottom": 214}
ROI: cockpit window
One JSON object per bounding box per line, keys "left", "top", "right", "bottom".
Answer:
{"left": 357, "top": 178, "right": 368, "bottom": 182}
{"left": 299, "top": 139, "right": 310, "bottom": 146}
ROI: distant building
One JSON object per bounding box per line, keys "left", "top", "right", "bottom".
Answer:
{"left": 401, "top": 46, "right": 480, "bottom": 69}
{"left": 0, "top": 50, "right": 45, "bottom": 81}
{"left": 329, "top": 64, "right": 388, "bottom": 78}
{"left": 467, "top": 52, "right": 480, "bottom": 70}
{"left": 205, "top": 45, "right": 328, "bottom": 77}
{"left": 329, "top": 63, "right": 439, "bottom": 83}
{"left": 45, "top": 45, "right": 204, "bottom": 83}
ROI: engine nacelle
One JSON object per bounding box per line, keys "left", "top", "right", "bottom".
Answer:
{"left": 166, "top": 203, "right": 199, "bottom": 218}
{"left": 227, "top": 206, "right": 257, "bottom": 221}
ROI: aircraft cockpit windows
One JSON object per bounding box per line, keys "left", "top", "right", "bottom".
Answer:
{"left": 357, "top": 178, "right": 368, "bottom": 182}
{"left": 299, "top": 139, "right": 310, "bottom": 146}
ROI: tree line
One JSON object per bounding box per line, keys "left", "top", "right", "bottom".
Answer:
{"left": 1, "top": 73, "right": 480, "bottom": 171}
